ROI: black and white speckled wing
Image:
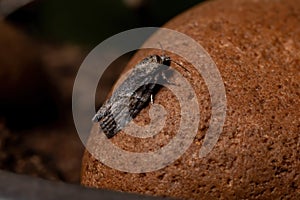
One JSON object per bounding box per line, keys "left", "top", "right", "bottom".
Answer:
{"left": 92, "top": 55, "right": 169, "bottom": 138}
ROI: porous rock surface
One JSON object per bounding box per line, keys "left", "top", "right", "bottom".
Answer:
{"left": 81, "top": 0, "right": 300, "bottom": 199}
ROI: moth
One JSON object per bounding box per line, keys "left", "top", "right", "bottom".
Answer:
{"left": 92, "top": 54, "right": 186, "bottom": 138}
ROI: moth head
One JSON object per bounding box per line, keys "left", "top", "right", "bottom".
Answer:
{"left": 157, "top": 55, "right": 171, "bottom": 66}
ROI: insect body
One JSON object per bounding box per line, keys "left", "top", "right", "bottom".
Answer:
{"left": 93, "top": 55, "right": 172, "bottom": 138}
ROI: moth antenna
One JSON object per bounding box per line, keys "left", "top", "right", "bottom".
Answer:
{"left": 158, "top": 42, "right": 189, "bottom": 72}
{"left": 158, "top": 42, "right": 168, "bottom": 58}
{"left": 171, "top": 60, "right": 190, "bottom": 72}
{"left": 158, "top": 42, "right": 165, "bottom": 53}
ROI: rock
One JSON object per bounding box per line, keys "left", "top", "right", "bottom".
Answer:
{"left": 81, "top": 0, "right": 300, "bottom": 199}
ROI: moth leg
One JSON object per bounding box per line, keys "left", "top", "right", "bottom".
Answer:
{"left": 162, "top": 71, "right": 169, "bottom": 81}
{"left": 150, "top": 94, "right": 154, "bottom": 104}
{"left": 161, "top": 71, "right": 178, "bottom": 86}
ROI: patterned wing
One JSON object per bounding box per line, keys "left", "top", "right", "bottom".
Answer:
{"left": 129, "top": 83, "right": 159, "bottom": 118}
{"left": 93, "top": 55, "right": 168, "bottom": 138}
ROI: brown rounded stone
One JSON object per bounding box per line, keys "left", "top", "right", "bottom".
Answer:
{"left": 81, "top": 0, "right": 300, "bottom": 199}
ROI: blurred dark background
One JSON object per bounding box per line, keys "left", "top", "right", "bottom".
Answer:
{"left": 6, "top": 0, "right": 203, "bottom": 45}
{"left": 0, "top": 0, "right": 203, "bottom": 184}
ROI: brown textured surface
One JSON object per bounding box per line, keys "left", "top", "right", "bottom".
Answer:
{"left": 81, "top": 0, "right": 300, "bottom": 199}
